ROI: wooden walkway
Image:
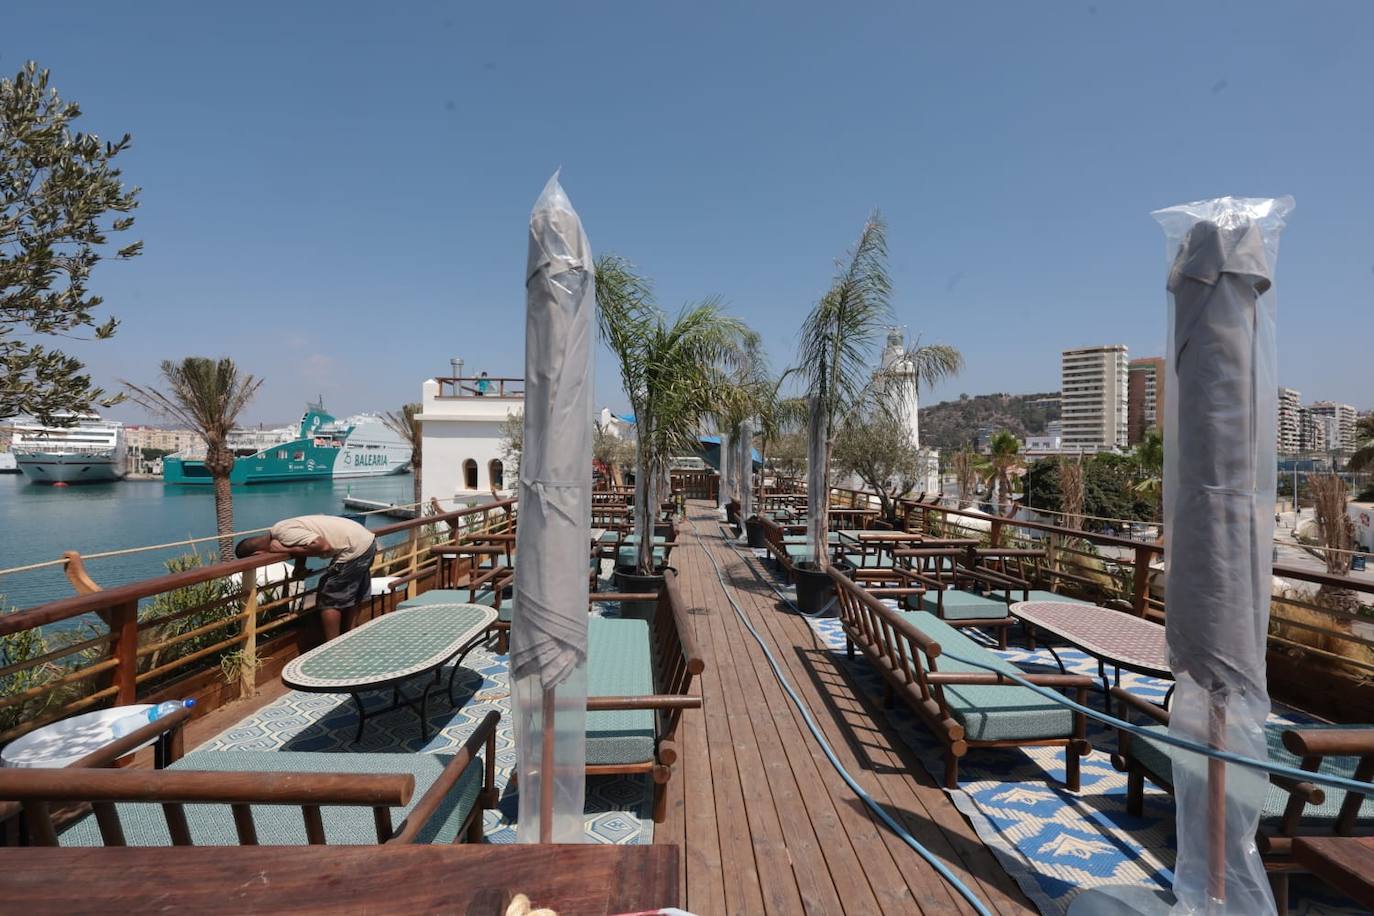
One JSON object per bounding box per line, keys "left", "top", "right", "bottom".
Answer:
{"left": 656, "top": 502, "right": 1036, "bottom": 916}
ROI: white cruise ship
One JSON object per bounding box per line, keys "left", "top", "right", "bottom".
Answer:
{"left": 11, "top": 414, "right": 128, "bottom": 485}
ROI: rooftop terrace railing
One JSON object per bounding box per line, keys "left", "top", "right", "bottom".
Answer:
{"left": 823, "top": 484, "right": 1374, "bottom": 719}
{"left": 432, "top": 376, "right": 525, "bottom": 399}
{"left": 0, "top": 499, "right": 516, "bottom": 745}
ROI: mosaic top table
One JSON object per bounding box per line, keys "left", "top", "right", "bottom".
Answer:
{"left": 282, "top": 601, "right": 497, "bottom": 742}
{"left": 1009, "top": 600, "right": 1172, "bottom": 706}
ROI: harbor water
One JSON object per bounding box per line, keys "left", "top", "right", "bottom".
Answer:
{"left": 0, "top": 472, "right": 416, "bottom": 611}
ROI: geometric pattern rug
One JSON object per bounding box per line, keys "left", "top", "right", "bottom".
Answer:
{"left": 197, "top": 639, "right": 653, "bottom": 845}
{"left": 802, "top": 611, "right": 1358, "bottom": 916}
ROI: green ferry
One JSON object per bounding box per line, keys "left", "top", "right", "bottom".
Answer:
{"left": 162, "top": 404, "right": 410, "bottom": 485}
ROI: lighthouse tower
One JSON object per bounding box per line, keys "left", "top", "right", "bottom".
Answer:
{"left": 874, "top": 328, "right": 941, "bottom": 496}
{"left": 877, "top": 328, "right": 921, "bottom": 449}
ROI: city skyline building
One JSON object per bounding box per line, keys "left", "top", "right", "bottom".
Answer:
{"left": 1060, "top": 345, "right": 1129, "bottom": 452}
{"left": 1127, "top": 356, "right": 1164, "bottom": 445}
{"left": 1277, "top": 387, "right": 1302, "bottom": 454}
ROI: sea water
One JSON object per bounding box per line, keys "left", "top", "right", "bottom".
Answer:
{"left": 0, "top": 472, "right": 416, "bottom": 611}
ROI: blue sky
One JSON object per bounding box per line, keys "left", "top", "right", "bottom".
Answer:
{"left": 8, "top": 1, "right": 1372, "bottom": 424}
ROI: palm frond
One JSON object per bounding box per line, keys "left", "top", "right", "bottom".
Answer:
{"left": 797, "top": 212, "right": 894, "bottom": 430}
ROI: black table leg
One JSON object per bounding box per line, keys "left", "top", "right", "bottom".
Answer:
{"left": 351, "top": 692, "right": 367, "bottom": 744}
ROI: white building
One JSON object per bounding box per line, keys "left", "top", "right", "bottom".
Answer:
{"left": 418, "top": 374, "right": 522, "bottom": 510}
{"left": 1060, "top": 345, "right": 1129, "bottom": 453}
{"left": 874, "top": 328, "right": 940, "bottom": 495}
{"left": 1277, "top": 387, "right": 1302, "bottom": 454}
{"left": 1308, "top": 401, "right": 1359, "bottom": 454}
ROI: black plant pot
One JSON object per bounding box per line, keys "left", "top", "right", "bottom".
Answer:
{"left": 725, "top": 499, "right": 742, "bottom": 530}
{"left": 792, "top": 559, "right": 850, "bottom": 616}
{"left": 745, "top": 516, "right": 766, "bottom": 549}
{"left": 613, "top": 566, "right": 666, "bottom": 621}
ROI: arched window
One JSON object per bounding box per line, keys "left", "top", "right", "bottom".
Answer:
{"left": 489, "top": 459, "right": 504, "bottom": 491}
{"left": 463, "top": 459, "right": 478, "bottom": 490}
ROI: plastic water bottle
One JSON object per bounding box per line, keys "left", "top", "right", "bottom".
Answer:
{"left": 109, "top": 699, "right": 195, "bottom": 739}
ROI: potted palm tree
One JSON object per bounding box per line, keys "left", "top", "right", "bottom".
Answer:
{"left": 597, "top": 254, "right": 752, "bottom": 613}
{"left": 792, "top": 213, "right": 894, "bottom": 614}
{"left": 124, "top": 358, "right": 262, "bottom": 560}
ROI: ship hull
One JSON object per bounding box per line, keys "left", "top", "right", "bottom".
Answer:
{"left": 163, "top": 445, "right": 410, "bottom": 485}
{"left": 17, "top": 453, "right": 126, "bottom": 484}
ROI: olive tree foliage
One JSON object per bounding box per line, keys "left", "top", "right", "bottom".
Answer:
{"left": 499, "top": 409, "right": 523, "bottom": 480}
{"left": 832, "top": 394, "right": 923, "bottom": 525}
{"left": 1, "top": 63, "right": 142, "bottom": 422}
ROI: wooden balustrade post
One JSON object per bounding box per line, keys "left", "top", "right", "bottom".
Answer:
{"left": 108, "top": 599, "right": 139, "bottom": 707}
{"left": 1131, "top": 545, "right": 1152, "bottom": 618}
{"left": 405, "top": 526, "right": 420, "bottom": 601}
{"left": 990, "top": 519, "right": 1004, "bottom": 549}
{"left": 1047, "top": 532, "right": 1062, "bottom": 589}
{"left": 239, "top": 568, "right": 259, "bottom": 698}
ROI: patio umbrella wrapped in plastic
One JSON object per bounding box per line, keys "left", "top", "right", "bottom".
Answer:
{"left": 737, "top": 419, "right": 754, "bottom": 537}
{"left": 511, "top": 172, "right": 594, "bottom": 843}
{"left": 718, "top": 431, "right": 732, "bottom": 514}
{"left": 1153, "top": 195, "right": 1293, "bottom": 914}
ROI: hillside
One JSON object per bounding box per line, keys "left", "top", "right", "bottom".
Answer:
{"left": 919, "top": 392, "right": 1060, "bottom": 450}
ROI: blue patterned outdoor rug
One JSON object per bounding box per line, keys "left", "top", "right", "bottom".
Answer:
{"left": 197, "top": 629, "right": 652, "bottom": 845}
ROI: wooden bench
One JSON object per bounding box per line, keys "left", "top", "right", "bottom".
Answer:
{"left": 1112, "top": 689, "right": 1374, "bottom": 911}
{"left": 1, "top": 709, "right": 500, "bottom": 848}
{"left": 831, "top": 567, "right": 1093, "bottom": 790}
{"left": 583, "top": 571, "right": 703, "bottom": 822}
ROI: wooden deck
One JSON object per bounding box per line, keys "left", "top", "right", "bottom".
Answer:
{"left": 656, "top": 501, "right": 1036, "bottom": 916}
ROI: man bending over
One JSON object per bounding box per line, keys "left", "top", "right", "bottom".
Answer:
{"left": 236, "top": 515, "right": 377, "bottom": 643}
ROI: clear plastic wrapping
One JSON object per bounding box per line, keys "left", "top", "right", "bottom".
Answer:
{"left": 512, "top": 173, "right": 593, "bottom": 843}
{"left": 1153, "top": 195, "right": 1293, "bottom": 914}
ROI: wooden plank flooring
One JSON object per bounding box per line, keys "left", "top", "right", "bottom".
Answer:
{"left": 659, "top": 502, "right": 1036, "bottom": 916}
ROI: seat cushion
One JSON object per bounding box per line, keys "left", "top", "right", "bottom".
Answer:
{"left": 616, "top": 546, "right": 666, "bottom": 568}
{"left": 919, "top": 589, "right": 1010, "bottom": 621}
{"left": 586, "top": 617, "right": 656, "bottom": 766}
{"left": 59, "top": 750, "right": 482, "bottom": 846}
{"left": 898, "top": 611, "right": 1076, "bottom": 742}
{"left": 1129, "top": 723, "right": 1374, "bottom": 829}
{"left": 399, "top": 588, "right": 507, "bottom": 621}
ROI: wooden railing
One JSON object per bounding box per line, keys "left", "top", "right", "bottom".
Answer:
{"left": 825, "top": 485, "right": 1374, "bottom": 699}
{"left": 670, "top": 470, "right": 717, "bottom": 501}
{"left": 0, "top": 500, "right": 517, "bottom": 745}
{"left": 433, "top": 376, "right": 524, "bottom": 399}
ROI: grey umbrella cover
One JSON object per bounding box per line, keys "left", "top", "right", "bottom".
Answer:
{"left": 511, "top": 173, "right": 593, "bottom": 843}
{"left": 1155, "top": 196, "right": 1292, "bottom": 915}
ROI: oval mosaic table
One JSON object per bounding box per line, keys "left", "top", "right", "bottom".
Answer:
{"left": 283, "top": 602, "right": 497, "bottom": 742}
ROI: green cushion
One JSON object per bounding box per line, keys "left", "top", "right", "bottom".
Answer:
{"left": 919, "top": 589, "right": 1010, "bottom": 621}
{"left": 617, "top": 546, "right": 666, "bottom": 567}
{"left": 586, "top": 617, "right": 656, "bottom": 765}
{"left": 398, "top": 588, "right": 508, "bottom": 622}
{"left": 59, "top": 750, "right": 482, "bottom": 846}
{"left": 1130, "top": 723, "right": 1374, "bottom": 828}
{"left": 899, "top": 611, "right": 1076, "bottom": 742}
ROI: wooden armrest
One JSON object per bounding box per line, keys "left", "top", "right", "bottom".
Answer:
{"left": 0, "top": 767, "right": 413, "bottom": 807}
{"left": 468, "top": 565, "right": 511, "bottom": 591}
{"left": 587, "top": 695, "right": 702, "bottom": 711}
{"left": 1269, "top": 774, "right": 1326, "bottom": 806}
{"left": 391, "top": 710, "right": 500, "bottom": 843}
{"left": 925, "top": 672, "right": 1095, "bottom": 689}
{"left": 387, "top": 568, "right": 429, "bottom": 589}
{"left": 1109, "top": 686, "right": 1171, "bottom": 724}
{"left": 962, "top": 566, "right": 1029, "bottom": 589}
{"left": 589, "top": 592, "right": 658, "bottom": 604}
{"left": 1282, "top": 728, "right": 1374, "bottom": 758}
{"left": 73, "top": 703, "right": 195, "bottom": 769}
